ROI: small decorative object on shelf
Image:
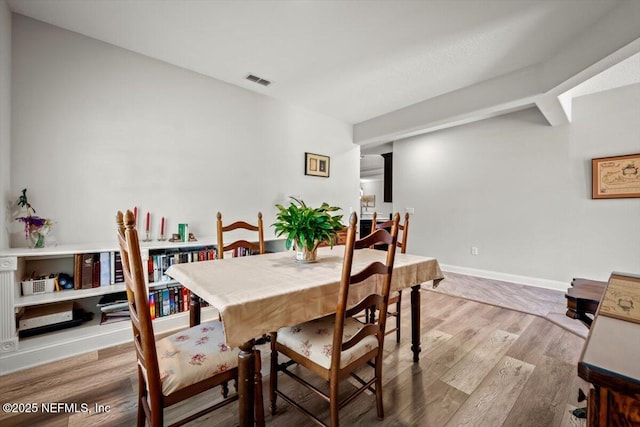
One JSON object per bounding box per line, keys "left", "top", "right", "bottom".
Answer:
{"left": 15, "top": 188, "right": 54, "bottom": 249}
{"left": 142, "top": 211, "right": 151, "bottom": 241}
{"left": 158, "top": 216, "right": 166, "bottom": 241}
{"left": 272, "top": 196, "right": 343, "bottom": 262}
{"left": 178, "top": 223, "right": 189, "bottom": 242}
{"left": 168, "top": 233, "right": 182, "bottom": 242}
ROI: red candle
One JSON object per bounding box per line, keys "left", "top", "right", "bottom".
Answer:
{"left": 146, "top": 212, "right": 150, "bottom": 232}
{"left": 133, "top": 206, "right": 138, "bottom": 222}
{"left": 160, "top": 217, "right": 165, "bottom": 235}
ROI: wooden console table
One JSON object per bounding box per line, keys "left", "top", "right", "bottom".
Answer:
{"left": 577, "top": 272, "right": 640, "bottom": 426}
{"left": 566, "top": 278, "right": 607, "bottom": 328}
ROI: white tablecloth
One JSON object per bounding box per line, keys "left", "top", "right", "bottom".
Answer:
{"left": 167, "top": 246, "right": 443, "bottom": 347}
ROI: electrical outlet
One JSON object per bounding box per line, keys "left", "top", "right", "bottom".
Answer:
{"left": 471, "top": 246, "right": 479, "bottom": 256}
{"left": 406, "top": 207, "right": 415, "bottom": 214}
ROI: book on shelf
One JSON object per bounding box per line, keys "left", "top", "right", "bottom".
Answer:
{"left": 110, "top": 252, "right": 116, "bottom": 285}
{"left": 92, "top": 255, "right": 100, "bottom": 288}
{"left": 81, "top": 253, "right": 94, "bottom": 289}
{"left": 113, "top": 252, "right": 124, "bottom": 284}
{"left": 100, "top": 302, "right": 129, "bottom": 313}
{"left": 97, "top": 291, "right": 128, "bottom": 311}
{"left": 100, "top": 310, "right": 130, "bottom": 325}
{"left": 149, "top": 292, "right": 156, "bottom": 319}
{"left": 73, "top": 253, "right": 83, "bottom": 290}
{"left": 99, "top": 252, "right": 111, "bottom": 286}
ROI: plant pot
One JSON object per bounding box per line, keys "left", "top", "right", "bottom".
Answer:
{"left": 295, "top": 242, "right": 318, "bottom": 263}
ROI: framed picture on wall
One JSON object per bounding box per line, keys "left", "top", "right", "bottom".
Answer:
{"left": 305, "top": 152, "right": 330, "bottom": 178}
{"left": 592, "top": 153, "right": 640, "bottom": 199}
{"left": 361, "top": 194, "right": 375, "bottom": 208}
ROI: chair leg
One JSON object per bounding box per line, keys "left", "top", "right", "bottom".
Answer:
{"left": 136, "top": 369, "right": 146, "bottom": 427}
{"left": 254, "top": 349, "right": 265, "bottom": 426}
{"left": 269, "top": 332, "right": 278, "bottom": 415}
{"left": 136, "top": 398, "right": 145, "bottom": 427}
{"left": 396, "top": 291, "right": 402, "bottom": 343}
{"left": 375, "top": 354, "right": 384, "bottom": 420}
{"left": 221, "top": 381, "right": 229, "bottom": 398}
{"left": 329, "top": 377, "right": 340, "bottom": 427}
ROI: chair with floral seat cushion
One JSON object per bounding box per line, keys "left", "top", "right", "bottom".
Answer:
{"left": 269, "top": 212, "right": 400, "bottom": 427}
{"left": 116, "top": 210, "right": 263, "bottom": 427}
{"left": 370, "top": 211, "right": 409, "bottom": 343}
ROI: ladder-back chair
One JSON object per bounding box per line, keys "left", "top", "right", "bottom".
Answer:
{"left": 216, "top": 210, "right": 267, "bottom": 422}
{"left": 216, "top": 211, "right": 265, "bottom": 259}
{"left": 117, "top": 210, "right": 253, "bottom": 427}
{"left": 371, "top": 211, "right": 409, "bottom": 343}
{"left": 269, "top": 212, "right": 400, "bottom": 426}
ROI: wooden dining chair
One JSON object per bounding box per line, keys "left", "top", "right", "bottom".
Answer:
{"left": 216, "top": 210, "right": 267, "bottom": 423}
{"left": 317, "top": 225, "right": 348, "bottom": 247}
{"left": 269, "top": 212, "right": 400, "bottom": 427}
{"left": 117, "top": 210, "right": 262, "bottom": 427}
{"left": 370, "top": 211, "right": 409, "bottom": 343}
{"left": 216, "top": 211, "right": 265, "bottom": 259}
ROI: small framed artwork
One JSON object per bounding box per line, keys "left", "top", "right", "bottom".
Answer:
{"left": 305, "top": 152, "right": 330, "bottom": 178}
{"left": 361, "top": 194, "right": 375, "bottom": 208}
{"left": 592, "top": 153, "right": 640, "bottom": 199}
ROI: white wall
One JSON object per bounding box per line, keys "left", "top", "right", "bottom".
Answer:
{"left": 0, "top": 1, "right": 10, "bottom": 250}
{"left": 9, "top": 15, "right": 360, "bottom": 246}
{"left": 394, "top": 84, "right": 640, "bottom": 286}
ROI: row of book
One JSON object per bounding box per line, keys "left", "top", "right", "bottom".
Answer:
{"left": 149, "top": 284, "right": 191, "bottom": 319}
{"left": 73, "top": 245, "right": 258, "bottom": 289}
{"left": 97, "top": 285, "right": 197, "bottom": 323}
{"left": 73, "top": 252, "right": 124, "bottom": 290}
{"left": 148, "top": 247, "right": 218, "bottom": 283}
{"left": 146, "top": 246, "right": 256, "bottom": 283}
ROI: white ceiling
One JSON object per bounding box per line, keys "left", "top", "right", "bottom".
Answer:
{"left": 6, "top": 0, "right": 640, "bottom": 147}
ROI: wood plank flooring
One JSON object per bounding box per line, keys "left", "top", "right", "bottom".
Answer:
{"left": 0, "top": 273, "right": 589, "bottom": 426}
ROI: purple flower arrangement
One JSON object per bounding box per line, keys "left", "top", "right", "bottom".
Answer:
{"left": 15, "top": 189, "right": 54, "bottom": 246}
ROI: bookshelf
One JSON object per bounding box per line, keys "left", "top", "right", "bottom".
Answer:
{"left": 0, "top": 238, "right": 284, "bottom": 375}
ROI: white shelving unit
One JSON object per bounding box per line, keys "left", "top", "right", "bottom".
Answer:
{"left": 0, "top": 238, "right": 228, "bottom": 375}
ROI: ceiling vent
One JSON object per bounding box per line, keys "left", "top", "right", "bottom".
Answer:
{"left": 246, "top": 74, "right": 272, "bottom": 86}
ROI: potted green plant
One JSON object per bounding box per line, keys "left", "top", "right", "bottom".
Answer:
{"left": 273, "top": 196, "right": 344, "bottom": 262}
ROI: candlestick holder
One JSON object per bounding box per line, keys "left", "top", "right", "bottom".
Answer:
{"left": 157, "top": 234, "right": 166, "bottom": 241}
{"left": 143, "top": 231, "right": 151, "bottom": 242}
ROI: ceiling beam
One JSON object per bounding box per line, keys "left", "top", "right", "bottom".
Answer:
{"left": 535, "top": 93, "right": 571, "bottom": 126}
{"left": 354, "top": 0, "right": 640, "bottom": 146}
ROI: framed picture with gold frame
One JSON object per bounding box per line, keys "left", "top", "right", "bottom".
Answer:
{"left": 592, "top": 153, "right": 640, "bottom": 199}
{"left": 305, "top": 152, "right": 330, "bottom": 178}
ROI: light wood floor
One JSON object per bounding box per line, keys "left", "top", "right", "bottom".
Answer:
{"left": 0, "top": 273, "right": 589, "bottom": 427}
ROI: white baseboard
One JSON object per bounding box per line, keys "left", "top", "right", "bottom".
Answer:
{"left": 440, "top": 264, "right": 567, "bottom": 292}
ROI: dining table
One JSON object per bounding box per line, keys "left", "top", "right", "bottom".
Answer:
{"left": 166, "top": 245, "right": 444, "bottom": 427}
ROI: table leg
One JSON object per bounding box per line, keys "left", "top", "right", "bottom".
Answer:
{"left": 238, "top": 340, "right": 256, "bottom": 427}
{"left": 410, "top": 284, "right": 421, "bottom": 362}
{"left": 410, "top": 279, "right": 443, "bottom": 362}
{"left": 189, "top": 291, "right": 201, "bottom": 327}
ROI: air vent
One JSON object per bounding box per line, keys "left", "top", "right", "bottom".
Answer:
{"left": 246, "top": 74, "right": 272, "bottom": 86}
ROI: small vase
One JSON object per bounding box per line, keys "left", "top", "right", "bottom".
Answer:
{"left": 30, "top": 232, "right": 46, "bottom": 249}
{"left": 295, "top": 242, "right": 319, "bottom": 263}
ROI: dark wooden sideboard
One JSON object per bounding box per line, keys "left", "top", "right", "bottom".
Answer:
{"left": 577, "top": 272, "right": 640, "bottom": 426}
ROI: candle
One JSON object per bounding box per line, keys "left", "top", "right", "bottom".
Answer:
{"left": 160, "top": 217, "right": 165, "bottom": 235}
{"left": 146, "top": 212, "right": 150, "bottom": 232}
{"left": 133, "top": 206, "right": 138, "bottom": 222}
